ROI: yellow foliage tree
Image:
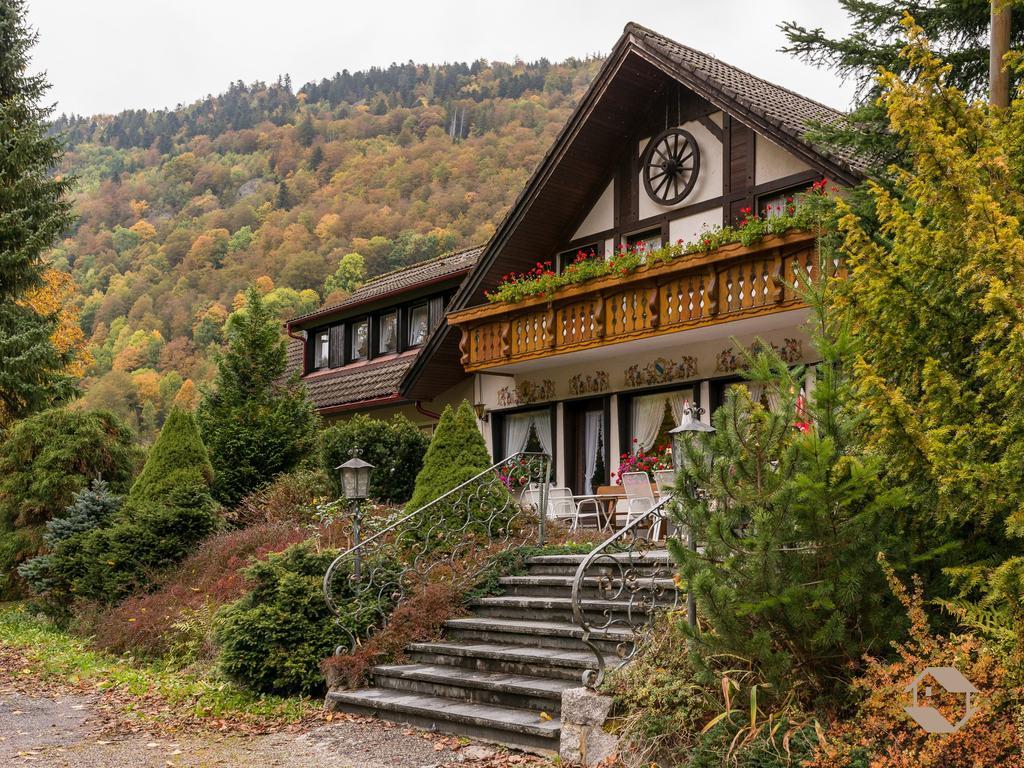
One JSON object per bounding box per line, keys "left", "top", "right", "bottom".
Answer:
{"left": 20, "top": 269, "right": 91, "bottom": 378}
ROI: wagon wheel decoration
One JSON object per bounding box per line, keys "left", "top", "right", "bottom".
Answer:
{"left": 642, "top": 128, "right": 700, "bottom": 206}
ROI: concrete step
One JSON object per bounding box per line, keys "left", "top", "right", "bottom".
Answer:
{"left": 372, "top": 662, "right": 574, "bottom": 712}
{"left": 326, "top": 688, "right": 560, "bottom": 752}
{"left": 523, "top": 550, "right": 674, "bottom": 577}
{"left": 443, "top": 616, "right": 633, "bottom": 653}
{"left": 498, "top": 574, "right": 678, "bottom": 599}
{"left": 468, "top": 594, "right": 678, "bottom": 623}
{"left": 405, "top": 640, "right": 608, "bottom": 682}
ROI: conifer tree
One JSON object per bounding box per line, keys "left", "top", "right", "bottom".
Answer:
{"left": 197, "top": 286, "right": 318, "bottom": 506}
{"left": 670, "top": 248, "right": 908, "bottom": 700}
{"left": 406, "top": 401, "right": 492, "bottom": 512}
{"left": 0, "top": 0, "right": 76, "bottom": 423}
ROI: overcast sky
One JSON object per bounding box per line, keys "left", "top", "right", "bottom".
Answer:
{"left": 25, "top": 1, "right": 856, "bottom": 117}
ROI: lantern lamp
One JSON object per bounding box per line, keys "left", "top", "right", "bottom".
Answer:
{"left": 337, "top": 451, "right": 374, "bottom": 500}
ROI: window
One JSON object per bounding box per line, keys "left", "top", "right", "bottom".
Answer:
{"left": 556, "top": 243, "right": 600, "bottom": 274}
{"left": 758, "top": 183, "right": 811, "bottom": 219}
{"left": 626, "top": 228, "right": 662, "bottom": 254}
{"left": 350, "top": 318, "right": 368, "bottom": 361}
{"left": 313, "top": 329, "right": 330, "bottom": 370}
{"left": 378, "top": 312, "right": 398, "bottom": 355}
{"left": 407, "top": 304, "right": 429, "bottom": 347}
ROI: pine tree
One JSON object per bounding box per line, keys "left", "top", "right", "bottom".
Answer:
{"left": 782, "top": 1, "right": 1024, "bottom": 99}
{"left": 670, "top": 258, "right": 908, "bottom": 700}
{"left": 0, "top": 0, "right": 77, "bottom": 424}
{"left": 52, "top": 407, "right": 218, "bottom": 604}
{"left": 197, "top": 286, "right": 318, "bottom": 506}
{"left": 295, "top": 111, "right": 315, "bottom": 147}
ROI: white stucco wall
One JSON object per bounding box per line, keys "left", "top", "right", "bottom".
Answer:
{"left": 572, "top": 181, "right": 615, "bottom": 240}
{"left": 637, "top": 112, "right": 724, "bottom": 221}
{"left": 754, "top": 133, "right": 810, "bottom": 185}
{"left": 668, "top": 209, "right": 722, "bottom": 244}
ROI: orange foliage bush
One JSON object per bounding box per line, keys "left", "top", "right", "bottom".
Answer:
{"left": 806, "top": 558, "right": 1024, "bottom": 768}
{"left": 82, "top": 522, "right": 308, "bottom": 657}
{"left": 321, "top": 582, "right": 463, "bottom": 690}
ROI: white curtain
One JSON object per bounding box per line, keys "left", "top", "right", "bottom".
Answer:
{"left": 583, "top": 411, "right": 603, "bottom": 494}
{"left": 667, "top": 390, "right": 692, "bottom": 426}
{"left": 631, "top": 394, "right": 667, "bottom": 451}
{"left": 531, "top": 412, "right": 554, "bottom": 458}
{"left": 504, "top": 413, "right": 533, "bottom": 458}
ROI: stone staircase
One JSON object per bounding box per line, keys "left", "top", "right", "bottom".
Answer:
{"left": 325, "top": 551, "right": 678, "bottom": 753}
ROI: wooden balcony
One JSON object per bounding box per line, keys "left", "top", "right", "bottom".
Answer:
{"left": 448, "top": 231, "right": 833, "bottom": 372}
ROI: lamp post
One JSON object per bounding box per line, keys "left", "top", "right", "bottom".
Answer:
{"left": 669, "top": 404, "right": 715, "bottom": 632}
{"left": 336, "top": 449, "right": 374, "bottom": 581}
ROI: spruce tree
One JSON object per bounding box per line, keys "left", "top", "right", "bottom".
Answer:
{"left": 197, "top": 286, "right": 318, "bottom": 506}
{"left": 670, "top": 266, "right": 908, "bottom": 700}
{"left": 0, "top": 0, "right": 77, "bottom": 423}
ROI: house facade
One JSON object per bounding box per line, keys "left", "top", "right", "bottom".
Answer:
{"left": 288, "top": 22, "right": 862, "bottom": 490}
{"left": 284, "top": 246, "right": 481, "bottom": 431}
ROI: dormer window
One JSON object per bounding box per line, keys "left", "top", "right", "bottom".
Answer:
{"left": 378, "top": 312, "right": 398, "bottom": 355}
{"left": 313, "top": 329, "right": 330, "bottom": 370}
{"left": 408, "top": 304, "right": 429, "bottom": 347}
{"left": 350, "top": 318, "right": 369, "bottom": 361}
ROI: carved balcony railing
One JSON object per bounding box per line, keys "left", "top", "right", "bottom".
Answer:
{"left": 322, "top": 452, "right": 551, "bottom": 655}
{"left": 570, "top": 494, "right": 680, "bottom": 688}
{"left": 448, "top": 231, "right": 836, "bottom": 372}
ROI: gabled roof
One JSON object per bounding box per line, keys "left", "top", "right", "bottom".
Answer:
{"left": 624, "top": 23, "right": 865, "bottom": 176}
{"left": 287, "top": 245, "right": 482, "bottom": 328}
{"left": 404, "top": 22, "right": 864, "bottom": 396}
{"left": 287, "top": 340, "right": 415, "bottom": 413}
{"left": 284, "top": 246, "right": 482, "bottom": 412}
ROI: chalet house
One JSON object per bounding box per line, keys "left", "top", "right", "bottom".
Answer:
{"left": 284, "top": 246, "right": 481, "bottom": 429}
{"left": 287, "top": 22, "right": 864, "bottom": 492}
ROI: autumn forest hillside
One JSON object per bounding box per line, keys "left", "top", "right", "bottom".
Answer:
{"left": 53, "top": 58, "right": 602, "bottom": 439}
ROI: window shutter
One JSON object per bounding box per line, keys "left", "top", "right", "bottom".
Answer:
{"left": 328, "top": 325, "right": 344, "bottom": 368}
{"left": 428, "top": 296, "right": 444, "bottom": 331}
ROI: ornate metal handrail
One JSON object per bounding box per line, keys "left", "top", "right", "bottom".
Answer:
{"left": 570, "top": 494, "right": 680, "bottom": 687}
{"left": 322, "top": 452, "right": 551, "bottom": 655}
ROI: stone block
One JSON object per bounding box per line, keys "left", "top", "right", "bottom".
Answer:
{"left": 561, "top": 686, "right": 613, "bottom": 726}
{"left": 559, "top": 722, "right": 619, "bottom": 766}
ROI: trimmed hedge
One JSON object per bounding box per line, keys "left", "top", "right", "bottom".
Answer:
{"left": 320, "top": 413, "right": 429, "bottom": 504}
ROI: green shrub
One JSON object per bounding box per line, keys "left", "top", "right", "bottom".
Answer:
{"left": 49, "top": 408, "right": 218, "bottom": 604}
{"left": 405, "top": 400, "right": 493, "bottom": 512}
{"left": 197, "top": 286, "right": 319, "bottom": 507}
{"left": 403, "top": 401, "right": 508, "bottom": 546}
{"left": 17, "top": 479, "right": 121, "bottom": 605}
{"left": 214, "top": 541, "right": 396, "bottom": 695}
{"left": 0, "top": 408, "right": 139, "bottom": 599}
{"left": 319, "top": 413, "right": 429, "bottom": 504}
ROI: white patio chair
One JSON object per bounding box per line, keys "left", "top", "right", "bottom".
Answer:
{"left": 547, "top": 486, "right": 578, "bottom": 525}
{"left": 618, "top": 472, "right": 658, "bottom": 536}
{"left": 571, "top": 496, "right": 605, "bottom": 531}
{"left": 652, "top": 469, "right": 678, "bottom": 540}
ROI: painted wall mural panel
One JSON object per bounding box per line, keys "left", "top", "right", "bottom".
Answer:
{"left": 715, "top": 338, "right": 803, "bottom": 373}
{"left": 497, "top": 379, "right": 556, "bottom": 407}
{"left": 568, "top": 371, "right": 610, "bottom": 396}
{"left": 624, "top": 356, "right": 698, "bottom": 388}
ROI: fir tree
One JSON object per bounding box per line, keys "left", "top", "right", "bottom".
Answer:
{"left": 295, "top": 111, "right": 315, "bottom": 147}
{"left": 0, "top": 0, "right": 77, "bottom": 423}
{"left": 670, "top": 248, "right": 908, "bottom": 700}
{"left": 197, "top": 286, "right": 318, "bottom": 506}
{"left": 52, "top": 407, "right": 218, "bottom": 604}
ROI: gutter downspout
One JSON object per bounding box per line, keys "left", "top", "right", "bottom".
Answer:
{"left": 415, "top": 401, "right": 442, "bottom": 420}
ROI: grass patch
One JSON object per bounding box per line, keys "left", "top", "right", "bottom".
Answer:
{"left": 0, "top": 602, "right": 318, "bottom": 724}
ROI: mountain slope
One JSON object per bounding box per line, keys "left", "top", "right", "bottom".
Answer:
{"left": 52, "top": 58, "right": 602, "bottom": 438}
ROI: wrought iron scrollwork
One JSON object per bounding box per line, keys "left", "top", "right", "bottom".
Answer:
{"left": 322, "top": 452, "right": 551, "bottom": 655}
{"left": 570, "top": 494, "right": 680, "bottom": 688}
